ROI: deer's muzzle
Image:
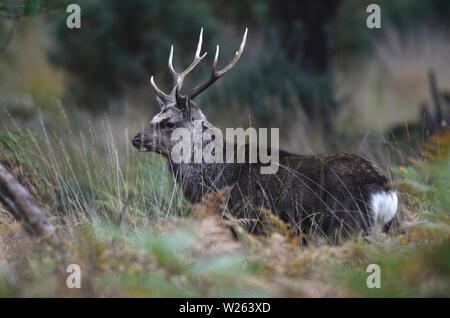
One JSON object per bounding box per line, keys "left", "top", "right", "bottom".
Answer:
{"left": 131, "top": 133, "right": 150, "bottom": 151}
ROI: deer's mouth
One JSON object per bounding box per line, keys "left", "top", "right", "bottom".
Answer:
{"left": 132, "top": 134, "right": 152, "bottom": 152}
{"left": 136, "top": 145, "right": 152, "bottom": 152}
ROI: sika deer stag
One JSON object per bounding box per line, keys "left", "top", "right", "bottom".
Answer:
{"left": 132, "top": 29, "right": 398, "bottom": 243}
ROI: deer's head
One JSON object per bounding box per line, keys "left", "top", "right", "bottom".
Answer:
{"left": 132, "top": 28, "right": 247, "bottom": 158}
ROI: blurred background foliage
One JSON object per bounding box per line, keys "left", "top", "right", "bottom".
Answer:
{"left": 1, "top": 0, "right": 450, "bottom": 148}
{"left": 49, "top": 0, "right": 222, "bottom": 106}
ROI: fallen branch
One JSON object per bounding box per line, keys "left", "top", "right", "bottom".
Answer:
{"left": 0, "top": 163, "right": 57, "bottom": 241}
{"left": 0, "top": 18, "right": 16, "bottom": 53}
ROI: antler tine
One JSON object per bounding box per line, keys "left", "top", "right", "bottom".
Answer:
{"left": 168, "top": 28, "right": 208, "bottom": 92}
{"left": 186, "top": 28, "right": 247, "bottom": 100}
{"left": 150, "top": 76, "right": 173, "bottom": 106}
{"left": 216, "top": 27, "right": 247, "bottom": 77}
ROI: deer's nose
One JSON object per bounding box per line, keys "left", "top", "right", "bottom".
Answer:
{"left": 132, "top": 134, "right": 141, "bottom": 147}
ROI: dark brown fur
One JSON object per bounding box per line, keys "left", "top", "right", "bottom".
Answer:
{"left": 166, "top": 142, "right": 392, "bottom": 242}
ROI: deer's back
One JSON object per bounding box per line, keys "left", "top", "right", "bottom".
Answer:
{"left": 222, "top": 151, "right": 392, "bottom": 237}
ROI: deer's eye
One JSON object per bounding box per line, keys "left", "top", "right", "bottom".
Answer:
{"left": 165, "top": 122, "right": 175, "bottom": 129}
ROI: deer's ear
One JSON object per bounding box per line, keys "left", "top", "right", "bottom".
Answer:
{"left": 155, "top": 95, "right": 166, "bottom": 109}
{"left": 202, "top": 121, "right": 209, "bottom": 132}
{"left": 174, "top": 86, "right": 192, "bottom": 118}
{"left": 185, "top": 98, "right": 192, "bottom": 119}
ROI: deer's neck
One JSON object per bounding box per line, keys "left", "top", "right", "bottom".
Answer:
{"left": 166, "top": 139, "right": 232, "bottom": 203}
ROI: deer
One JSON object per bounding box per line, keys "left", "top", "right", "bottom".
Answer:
{"left": 132, "top": 28, "right": 398, "bottom": 244}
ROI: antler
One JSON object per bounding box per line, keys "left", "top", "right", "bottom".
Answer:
{"left": 150, "top": 76, "right": 172, "bottom": 105}
{"left": 186, "top": 28, "right": 247, "bottom": 100}
{"left": 150, "top": 28, "right": 247, "bottom": 106}
{"left": 169, "top": 28, "right": 207, "bottom": 91}
{"left": 150, "top": 28, "right": 207, "bottom": 105}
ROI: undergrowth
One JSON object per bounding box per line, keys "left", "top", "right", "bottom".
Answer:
{"left": 0, "top": 112, "right": 449, "bottom": 297}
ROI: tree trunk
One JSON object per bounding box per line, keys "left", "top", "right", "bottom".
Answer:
{"left": 0, "top": 163, "right": 57, "bottom": 241}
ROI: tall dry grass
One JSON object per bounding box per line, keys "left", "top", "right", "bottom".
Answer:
{"left": 336, "top": 26, "right": 450, "bottom": 134}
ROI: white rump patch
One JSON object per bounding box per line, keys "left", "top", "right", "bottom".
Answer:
{"left": 370, "top": 190, "right": 398, "bottom": 224}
